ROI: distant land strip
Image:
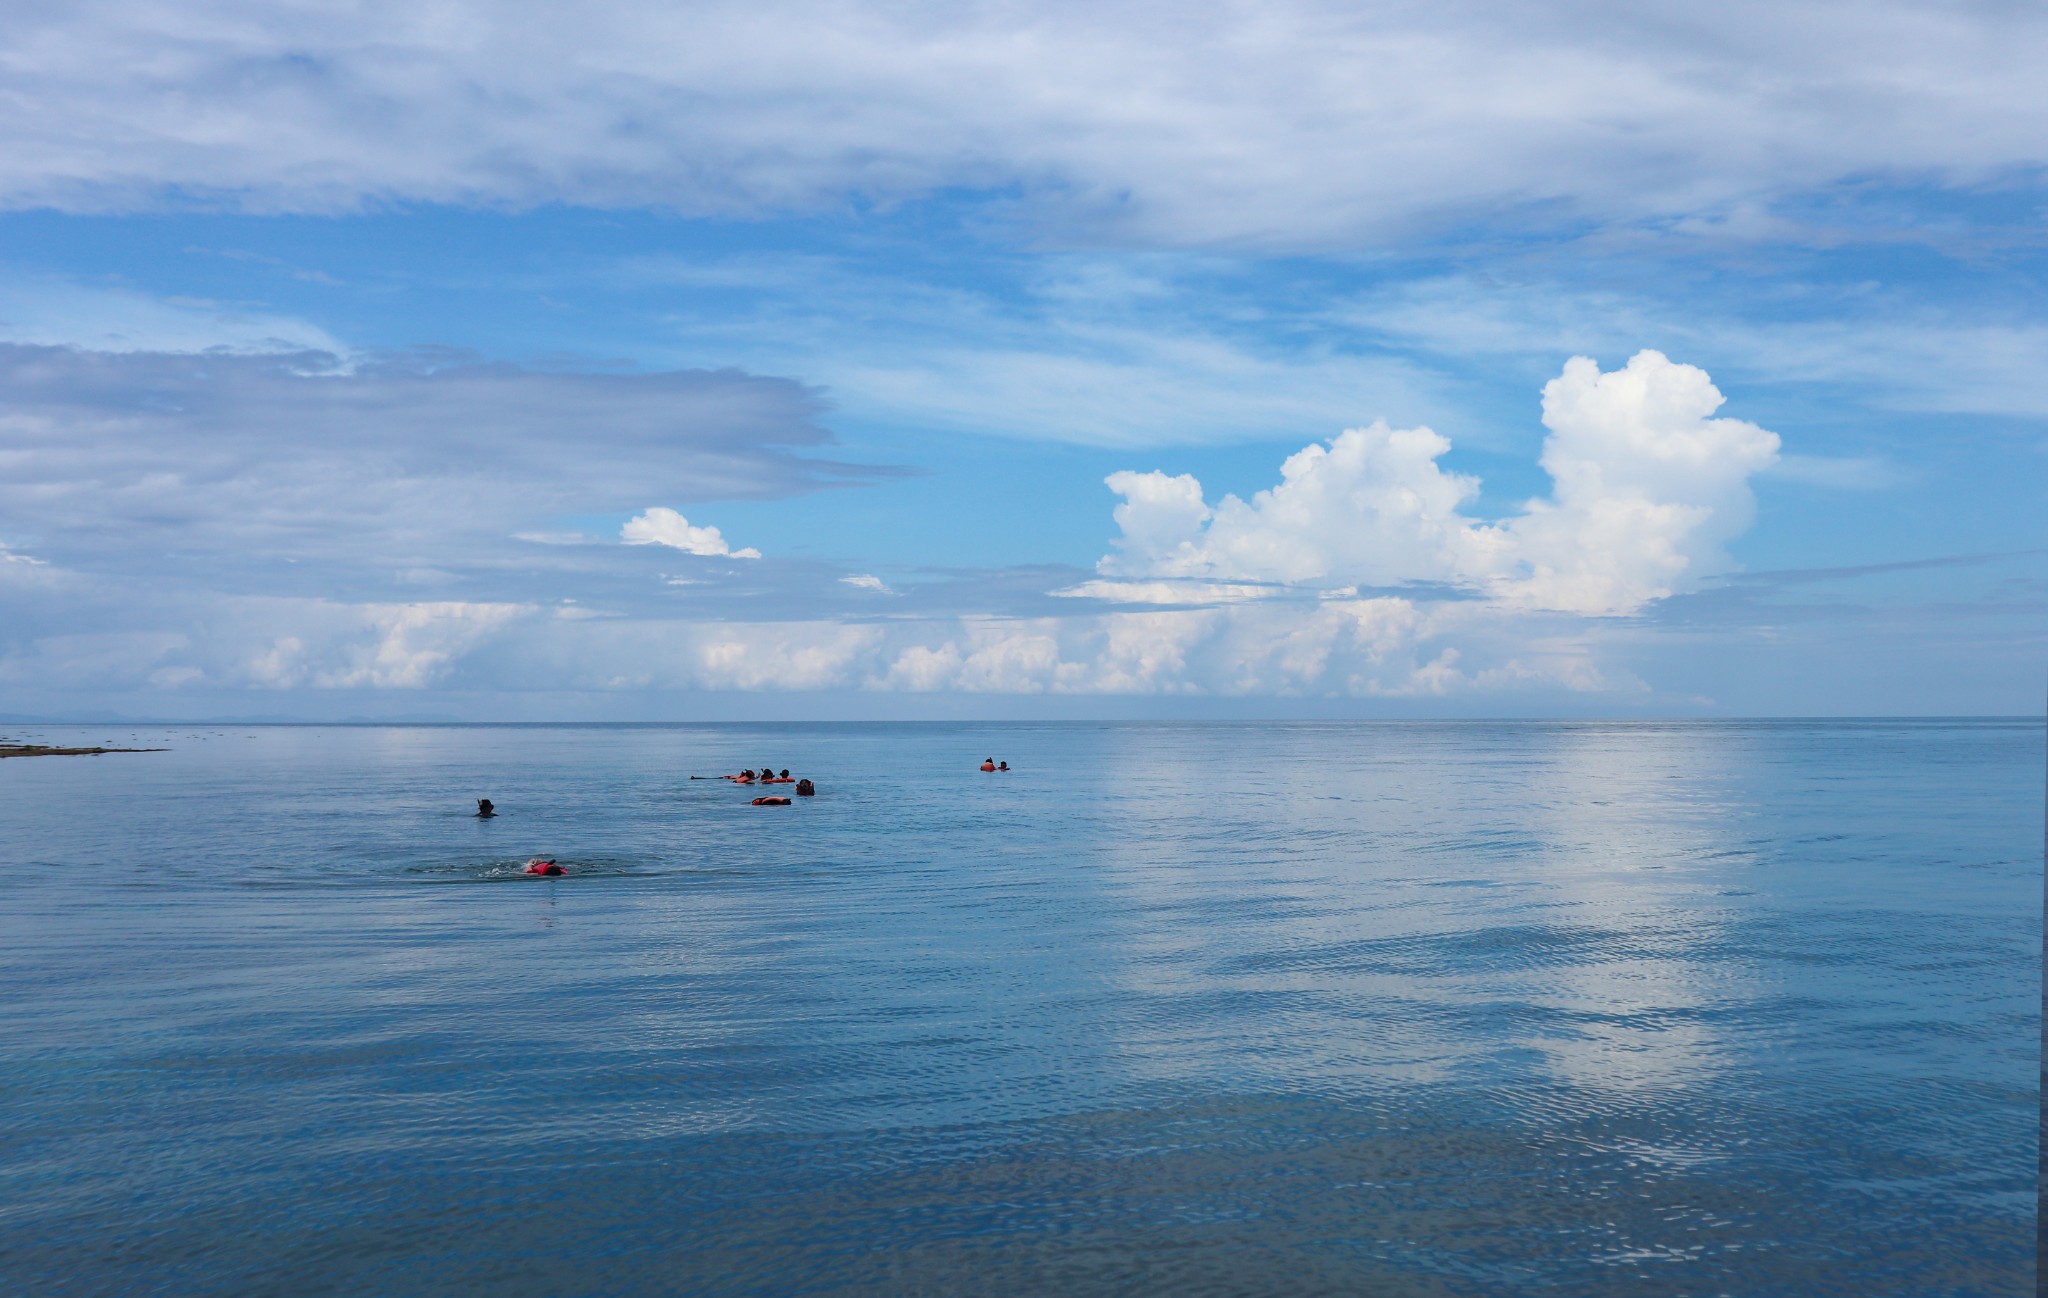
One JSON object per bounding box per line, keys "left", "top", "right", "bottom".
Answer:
{"left": 0, "top": 745, "right": 168, "bottom": 758}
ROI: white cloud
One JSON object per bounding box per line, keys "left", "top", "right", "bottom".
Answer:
{"left": 1099, "top": 422, "right": 1499, "bottom": 588}
{"left": 1095, "top": 351, "right": 1780, "bottom": 615}
{"left": 1503, "top": 353, "right": 1781, "bottom": 613}
{"left": 245, "top": 601, "right": 533, "bottom": 689}
{"left": 840, "top": 573, "right": 891, "bottom": 592}
{"left": 687, "top": 624, "right": 886, "bottom": 691}
{"left": 0, "top": 597, "right": 530, "bottom": 692}
{"left": 621, "top": 507, "right": 761, "bottom": 559}
{"left": 3, "top": 2, "right": 2043, "bottom": 245}
{"left": 0, "top": 541, "right": 60, "bottom": 593}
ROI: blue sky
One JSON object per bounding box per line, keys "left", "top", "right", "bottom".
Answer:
{"left": 0, "top": 0, "right": 2043, "bottom": 718}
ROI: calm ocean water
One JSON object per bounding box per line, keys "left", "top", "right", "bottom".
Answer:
{"left": 0, "top": 720, "right": 2038, "bottom": 1296}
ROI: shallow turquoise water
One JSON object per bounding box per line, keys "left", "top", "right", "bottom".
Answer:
{"left": 0, "top": 720, "right": 2038, "bottom": 1296}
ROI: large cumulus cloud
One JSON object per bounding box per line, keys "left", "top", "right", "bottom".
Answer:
{"left": 1092, "top": 351, "right": 1780, "bottom": 615}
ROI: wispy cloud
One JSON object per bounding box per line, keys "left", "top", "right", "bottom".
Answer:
{"left": 1713, "top": 550, "right": 2048, "bottom": 587}
{"left": 4, "top": 2, "right": 2044, "bottom": 247}
{"left": 585, "top": 245, "right": 2048, "bottom": 465}
{"left": 1341, "top": 274, "right": 2048, "bottom": 420}
{"left": 0, "top": 277, "right": 347, "bottom": 355}
{"left": 626, "top": 249, "right": 1451, "bottom": 447}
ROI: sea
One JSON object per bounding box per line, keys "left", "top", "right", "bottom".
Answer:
{"left": 0, "top": 720, "right": 2038, "bottom": 1296}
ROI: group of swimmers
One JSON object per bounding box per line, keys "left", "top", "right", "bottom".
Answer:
{"left": 725, "top": 766, "right": 816, "bottom": 806}
{"left": 979, "top": 758, "right": 1010, "bottom": 772}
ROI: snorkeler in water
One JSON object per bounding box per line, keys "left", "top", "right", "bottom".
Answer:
{"left": 476, "top": 799, "right": 495, "bottom": 817}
